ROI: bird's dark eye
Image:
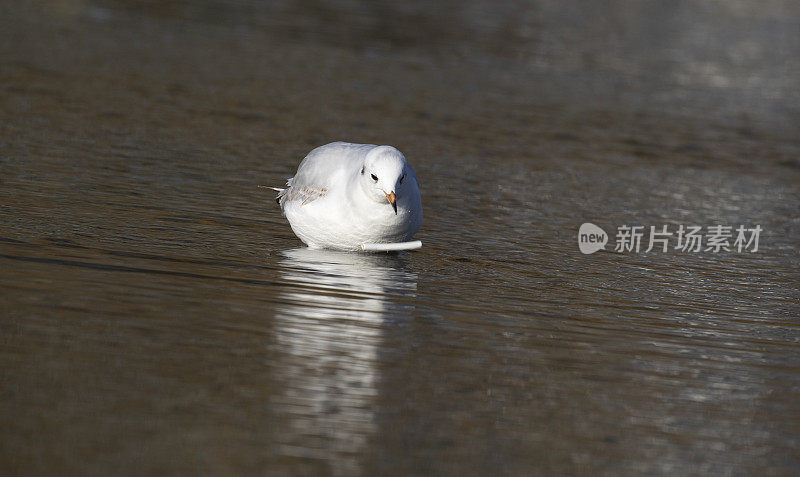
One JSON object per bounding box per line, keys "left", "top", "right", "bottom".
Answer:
{"left": 360, "top": 167, "right": 364, "bottom": 175}
{"left": 399, "top": 174, "right": 405, "bottom": 184}
{"left": 371, "top": 174, "right": 378, "bottom": 181}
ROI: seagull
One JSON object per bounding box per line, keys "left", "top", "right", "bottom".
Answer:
{"left": 272, "top": 142, "right": 423, "bottom": 250}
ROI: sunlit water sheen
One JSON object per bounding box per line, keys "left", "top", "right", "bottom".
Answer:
{"left": 1, "top": 1, "right": 799, "bottom": 475}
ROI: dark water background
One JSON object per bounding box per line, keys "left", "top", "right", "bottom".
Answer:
{"left": 1, "top": 1, "right": 799, "bottom": 475}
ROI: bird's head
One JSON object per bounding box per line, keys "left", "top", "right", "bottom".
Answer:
{"left": 360, "top": 145, "right": 410, "bottom": 214}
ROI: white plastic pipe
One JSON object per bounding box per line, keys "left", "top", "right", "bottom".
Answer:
{"left": 360, "top": 240, "right": 422, "bottom": 252}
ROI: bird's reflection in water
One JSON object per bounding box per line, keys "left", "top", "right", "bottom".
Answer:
{"left": 272, "top": 248, "right": 417, "bottom": 474}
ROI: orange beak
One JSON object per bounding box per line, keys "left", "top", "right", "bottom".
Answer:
{"left": 384, "top": 191, "right": 397, "bottom": 214}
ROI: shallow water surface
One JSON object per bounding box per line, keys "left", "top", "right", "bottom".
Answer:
{"left": 1, "top": 1, "right": 799, "bottom": 475}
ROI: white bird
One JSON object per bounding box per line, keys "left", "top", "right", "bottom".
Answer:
{"left": 273, "top": 142, "right": 423, "bottom": 250}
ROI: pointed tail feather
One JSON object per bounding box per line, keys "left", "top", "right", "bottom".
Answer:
{"left": 259, "top": 180, "right": 292, "bottom": 206}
